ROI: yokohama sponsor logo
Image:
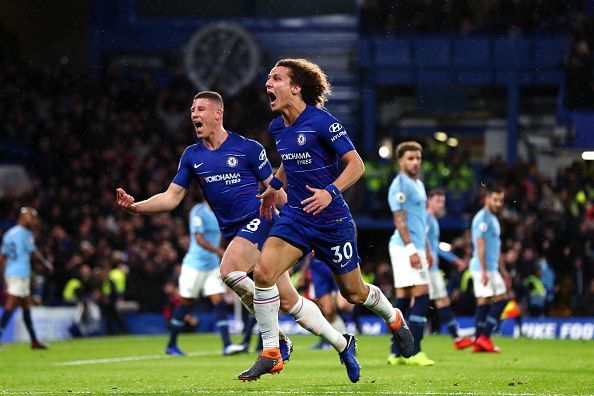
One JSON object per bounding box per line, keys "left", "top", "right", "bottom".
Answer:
{"left": 204, "top": 172, "right": 240, "bottom": 183}
{"left": 281, "top": 152, "right": 311, "bottom": 161}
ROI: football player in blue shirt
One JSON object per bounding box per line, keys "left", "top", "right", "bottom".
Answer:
{"left": 387, "top": 141, "right": 433, "bottom": 366}
{"left": 470, "top": 182, "right": 510, "bottom": 353}
{"left": 0, "top": 207, "right": 53, "bottom": 349}
{"left": 116, "top": 91, "right": 352, "bottom": 362}
{"left": 239, "top": 59, "right": 413, "bottom": 382}
{"left": 426, "top": 189, "right": 473, "bottom": 350}
{"left": 165, "top": 191, "right": 245, "bottom": 356}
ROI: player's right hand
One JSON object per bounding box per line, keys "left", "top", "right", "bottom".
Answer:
{"left": 410, "top": 253, "right": 422, "bottom": 269}
{"left": 257, "top": 185, "right": 277, "bottom": 221}
{"left": 481, "top": 270, "right": 489, "bottom": 286}
{"left": 116, "top": 188, "right": 139, "bottom": 214}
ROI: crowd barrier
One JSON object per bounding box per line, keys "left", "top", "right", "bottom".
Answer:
{"left": 1, "top": 308, "right": 592, "bottom": 342}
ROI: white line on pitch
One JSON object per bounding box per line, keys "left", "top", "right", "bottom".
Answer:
{"left": 52, "top": 350, "right": 220, "bottom": 366}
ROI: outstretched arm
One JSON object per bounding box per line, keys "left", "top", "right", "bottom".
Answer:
{"left": 34, "top": 251, "right": 54, "bottom": 273}
{"left": 116, "top": 183, "right": 187, "bottom": 214}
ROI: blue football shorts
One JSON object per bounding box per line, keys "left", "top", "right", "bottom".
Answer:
{"left": 310, "top": 256, "right": 339, "bottom": 298}
{"left": 222, "top": 214, "right": 276, "bottom": 251}
{"left": 269, "top": 215, "right": 360, "bottom": 274}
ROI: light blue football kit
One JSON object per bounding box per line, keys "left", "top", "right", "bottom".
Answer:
{"left": 469, "top": 208, "right": 501, "bottom": 272}
{"left": 387, "top": 173, "right": 427, "bottom": 251}
{"left": 183, "top": 203, "right": 221, "bottom": 271}
{"left": 1, "top": 225, "right": 36, "bottom": 278}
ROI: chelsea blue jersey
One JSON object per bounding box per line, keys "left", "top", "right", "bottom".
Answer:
{"left": 173, "top": 131, "right": 273, "bottom": 230}
{"left": 269, "top": 105, "right": 356, "bottom": 229}
{"left": 388, "top": 173, "right": 427, "bottom": 251}
{"left": 470, "top": 207, "right": 501, "bottom": 271}
{"left": 1, "top": 225, "right": 36, "bottom": 278}
{"left": 183, "top": 203, "right": 221, "bottom": 271}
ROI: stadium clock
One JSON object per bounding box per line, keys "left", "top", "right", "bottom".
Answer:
{"left": 184, "top": 22, "right": 260, "bottom": 96}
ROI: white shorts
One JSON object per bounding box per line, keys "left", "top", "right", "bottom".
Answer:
{"left": 471, "top": 270, "right": 507, "bottom": 298}
{"left": 389, "top": 245, "right": 429, "bottom": 288}
{"left": 6, "top": 276, "right": 30, "bottom": 298}
{"left": 428, "top": 270, "right": 448, "bottom": 300}
{"left": 178, "top": 265, "right": 226, "bottom": 299}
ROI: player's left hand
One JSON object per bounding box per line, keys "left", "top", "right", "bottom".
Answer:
{"left": 257, "top": 185, "right": 277, "bottom": 221}
{"left": 301, "top": 185, "right": 332, "bottom": 215}
{"left": 427, "top": 252, "right": 434, "bottom": 268}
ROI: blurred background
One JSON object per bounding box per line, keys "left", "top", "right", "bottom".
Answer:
{"left": 0, "top": 0, "right": 592, "bottom": 340}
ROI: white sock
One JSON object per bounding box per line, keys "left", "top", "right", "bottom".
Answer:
{"left": 254, "top": 285, "right": 280, "bottom": 350}
{"left": 223, "top": 271, "right": 288, "bottom": 341}
{"left": 223, "top": 271, "right": 256, "bottom": 315}
{"left": 363, "top": 283, "right": 396, "bottom": 324}
{"left": 288, "top": 296, "right": 347, "bottom": 352}
{"left": 331, "top": 315, "right": 346, "bottom": 334}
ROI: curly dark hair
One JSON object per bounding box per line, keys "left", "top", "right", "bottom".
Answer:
{"left": 275, "top": 58, "right": 331, "bottom": 108}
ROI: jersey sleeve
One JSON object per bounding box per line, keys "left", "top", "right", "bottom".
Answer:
{"left": 474, "top": 213, "right": 489, "bottom": 237}
{"left": 172, "top": 147, "right": 194, "bottom": 189}
{"left": 316, "top": 112, "right": 356, "bottom": 157}
{"left": 190, "top": 209, "right": 206, "bottom": 235}
{"left": 245, "top": 139, "right": 273, "bottom": 182}
{"left": 388, "top": 177, "right": 407, "bottom": 212}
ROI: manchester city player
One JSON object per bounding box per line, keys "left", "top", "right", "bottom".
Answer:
{"left": 0, "top": 207, "right": 53, "bottom": 349}
{"left": 426, "top": 189, "right": 473, "bottom": 350}
{"left": 470, "top": 183, "right": 510, "bottom": 353}
{"left": 387, "top": 141, "right": 433, "bottom": 366}
{"left": 165, "top": 192, "right": 245, "bottom": 356}
{"left": 239, "top": 59, "right": 413, "bottom": 382}
{"left": 116, "top": 91, "right": 351, "bottom": 362}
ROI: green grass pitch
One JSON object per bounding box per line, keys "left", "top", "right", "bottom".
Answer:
{"left": 1, "top": 334, "right": 592, "bottom": 395}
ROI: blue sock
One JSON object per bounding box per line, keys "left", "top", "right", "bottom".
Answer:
{"left": 409, "top": 294, "right": 429, "bottom": 355}
{"left": 0, "top": 309, "right": 14, "bottom": 339}
{"left": 390, "top": 297, "right": 411, "bottom": 356}
{"left": 168, "top": 304, "right": 192, "bottom": 348}
{"left": 214, "top": 301, "right": 232, "bottom": 348}
{"left": 22, "top": 309, "right": 38, "bottom": 343}
{"left": 242, "top": 315, "right": 257, "bottom": 346}
{"left": 474, "top": 304, "right": 490, "bottom": 338}
{"left": 437, "top": 306, "right": 459, "bottom": 339}
{"left": 483, "top": 300, "right": 507, "bottom": 337}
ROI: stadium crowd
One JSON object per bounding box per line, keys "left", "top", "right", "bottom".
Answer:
{"left": 0, "top": 24, "right": 593, "bottom": 331}
{"left": 360, "top": 0, "right": 583, "bottom": 35}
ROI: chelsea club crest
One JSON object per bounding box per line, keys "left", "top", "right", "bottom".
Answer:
{"left": 226, "top": 156, "right": 238, "bottom": 167}
{"left": 297, "top": 133, "right": 306, "bottom": 146}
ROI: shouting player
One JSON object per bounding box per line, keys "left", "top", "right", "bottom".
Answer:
{"left": 239, "top": 59, "right": 413, "bottom": 382}
{"left": 116, "top": 91, "right": 358, "bottom": 363}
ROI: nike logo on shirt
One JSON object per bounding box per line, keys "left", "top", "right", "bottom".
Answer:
{"left": 194, "top": 163, "right": 203, "bottom": 169}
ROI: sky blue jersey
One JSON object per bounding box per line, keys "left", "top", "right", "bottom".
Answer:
{"left": 388, "top": 173, "right": 427, "bottom": 251}
{"left": 173, "top": 132, "right": 273, "bottom": 229}
{"left": 269, "top": 105, "right": 356, "bottom": 229}
{"left": 426, "top": 212, "right": 459, "bottom": 272}
{"left": 470, "top": 207, "right": 501, "bottom": 271}
{"left": 183, "top": 203, "right": 221, "bottom": 271}
{"left": 1, "top": 225, "right": 36, "bottom": 278}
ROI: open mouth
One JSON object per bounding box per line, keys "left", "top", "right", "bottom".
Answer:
{"left": 268, "top": 92, "right": 277, "bottom": 104}
{"left": 194, "top": 121, "right": 203, "bottom": 129}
